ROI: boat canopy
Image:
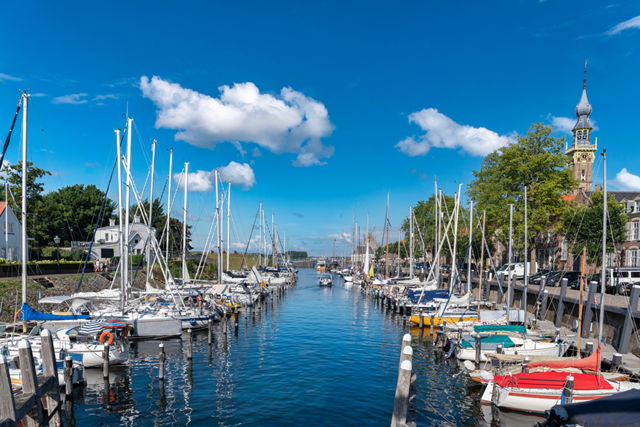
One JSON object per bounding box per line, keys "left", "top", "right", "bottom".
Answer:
{"left": 474, "top": 324, "right": 526, "bottom": 334}
{"left": 407, "top": 289, "right": 448, "bottom": 303}
{"left": 460, "top": 334, "right": 516, "bottom": 350}
{"left": 19, "top": 302, "right": 90, "bottom": 322}
{"left": 546, "top": 389, "right": 640, "bottom": 426}
{"left": 38, "top": 295, "right": 74, "bottom": 304}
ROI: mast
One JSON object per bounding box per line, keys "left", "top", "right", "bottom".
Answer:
{"left": 216, "top": 170, "right": 221, "bottom": 281}
{"left": 450, "top": 184, "right": 462, "bottom": 292}
{"left": 166, "top": 149, "right": 173, "bottom": 263}
{"left": 398, "top": 228, "right": 400, "bottom": 278}
{"left": 467, "top": 200, "right": 473, "bottom": 297}
{"left": 5, "top": 182, "right": 8, "bottom": 262}
{"left": 146, "top": 139, "right": 156, "bottom": 289}
{"left": 20, "top": 92, "right": 28, "bottom": 331}
{"left": 507, "top": 203, "right": 514, "bottom": 308}
{"left": 272, "top": 212, "right": 275, "bottom": 267}
{"left": 434, "top": 180, "right": 438, "bottom": 284}
{"left": 364, "top": 212, "right": 370, "bottom": 276}
{"left": 258, "top": 203, "right": 262, "bottom": 267}
{"left": 115, "top": 129, "right": 125, "bottom": 313}
{"left": 478, "top": 210, "right": 486, "bottom": 314}
{"left": 523, "top": 186, "right": 529, "bottom": 322}
{"left": 125, "top": 118, "right": 132, "bottom": 292}
{"left": 263, "top": 208, "right": 266, "bottom": 265}
{"left": 352, "top": 207, "right": 355, "bottom": 268}
{"left": 182, "top": 162, "right": 189, "bottom": 283}
{"left": 599, "top": 148, "right": 607, "bottom": 342}
{"left": 227, "top": 182, "right": 231, "bottom": 272}
{"left": 385, "top": 192, "right": 389, "bottom": 279}
{"left": 409, "top": 206, "right": 414, "bottom": 279}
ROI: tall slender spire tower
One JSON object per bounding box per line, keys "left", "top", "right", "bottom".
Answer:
{"left": 566, "top": 61, "right": 597, "bottom": 194}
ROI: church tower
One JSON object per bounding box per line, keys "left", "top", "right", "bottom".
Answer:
{"left": 566, "top": 63, "right": 596, "bottom": 194}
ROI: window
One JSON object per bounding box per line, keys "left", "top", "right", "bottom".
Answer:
{"left": 628, "top": 223, "right": 634, "bottom": 241}
{"left": 606, "top": 252, "right": 615, "bottom": 267}
{"left": 628, "top": 202, "right": 636, "bottom": 213}
{"left": 632, "top": 251, "right": 639, "bottom": 268}
{"left": 561, "top": 240, "right": 568, "bottom": 261}
{"left": 635, "top": 223, "right": 640, "bottom": 241}
{"left": 8, "top": 247, "right": 17, "bottom": 261}
{"left": 4, "top": 222, "right": 13, "bottom": 233}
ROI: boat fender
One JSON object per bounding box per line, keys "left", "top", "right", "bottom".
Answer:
{"left": 479, "top": 370, "right": 494, "bottom": 384}
{"left": 99, "top": 331, "right": 114, "bottom": 345}
{"left": 14, "top": 310, "right": 21, "bottom": 321}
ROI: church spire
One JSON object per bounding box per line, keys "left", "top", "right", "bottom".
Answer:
{"left": 573, "top": 60, "right": 593, "bottom": 134}
{"left": 583, "top": 60, "right": 587, "bottom": 89}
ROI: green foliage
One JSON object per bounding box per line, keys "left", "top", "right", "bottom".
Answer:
{"left": 40, "top": 184, "right": 116, "bottom": 246}
{"left": 286, "top": 251, "right": 307, "bottom": 259}
{"left": 0, "top": 161, "right": 51, "bottom": 246}
{"left": 467, "top": 123, "right": 576, "bottom": 263}
{"left": 561, "top": 192, "right": 627, "bottom": 264}
{"left": 38, "top": 247, "right": 86, "bottom": 261}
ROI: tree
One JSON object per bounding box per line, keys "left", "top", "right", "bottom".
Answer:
{"left": 467, "top": 123, "right": 576, "bottom": 271}
{"left": 561, "top": 192, "right": 627, "bottom": 264}
{"left": 40, "top": 184, "right": 117, "bottom": 246}
{"left": 0, "top": 161, "right": 51, "bottom": 250}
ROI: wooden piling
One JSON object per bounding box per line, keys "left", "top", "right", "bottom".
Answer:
{"left": 224, "top": 314, "right": 228, "bottom": 335}
{"left": 64, "top": 356, "right": 73, "bottom": 396}
{"left": 187, "top": 328, "right": 193, "bottom": 360}
{"left": 0, "top": 355, "right": 17, "bottom": 425}
{"left": 430, "top": 315, "right": 435, "bottom": 335}
{"left": 475, "top": 334, "right": 482, "bottom": 364}
{"left": 103, "top": 343, "right": 110, "bottom": 379}
{"left": 19, "top": 338, "right": 44, "bottom": 424}
{"left": 418, "top": 310, "right": 424, "bottom": 329}
{"left": 41, "top": 330, "right": 63, "bottom": 427}
{"left": 391, "top": 359, "right": 412, "bottom": 427}
{"left": 208, "top": 318, "right": 213, "bottom": 345}
{"left": 159, "top": 343, "right": 165, "bottom": 380}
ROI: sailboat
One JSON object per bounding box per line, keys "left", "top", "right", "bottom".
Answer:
{"left": 479, "top": 149, "right": 640, "bottom": 413}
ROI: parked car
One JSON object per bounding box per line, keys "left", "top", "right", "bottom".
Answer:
{"left": 570, "top": 273, "right": 602, "bottom": 291}
{"left": 621, "top": 281, "right": 640, "bottom": 295}
{"left": 529, "top": 271, "right": 547, "bottom": 285}
{"left": 547, "top": 271, "right": 581, "bottom": 287}
{"left": 440, "top": 264, "right": 451, "bottom": 273}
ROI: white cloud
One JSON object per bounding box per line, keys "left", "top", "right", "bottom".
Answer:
{"left": 93, "top": 94, "right": 118, "bottom": 101}
{"left": 550, "top": 115, "right": 599, "bottom": 134}
{"left": 613, "top": 168, "right": 640, "bottom": 191}
{"left": 396, "top": 108, "right": 511, "bottom": 157}
{"left": 252, "top": 147, "right": 262, "bottom": 157}
{"left": 0, "top": 73, "right": 22, "bottom": 82}
{"left": 85, "top": 162, "right": 100, "bottom": 168}
{"left": 139, "top": 76, "right": 335, "bottom": 167}
{"left": 231, "top": 141, "right": 246, "bottom": 158}
{"left": 219, "top": 162, "right": 256, "bottom": 189}
{"left": 31, "top": 93, "right": 47, "bottom": 97}
{"left": 52, "top": 93, "right": 88, "bottom": 104}
{"left": 606, "top": 15, "right": 640, "bottom": 35}
{"left": 0, "top": 160, "right": 11, "bottom": 179}
{"left": 173, "top": 161, "right": 256, "bottom": 192}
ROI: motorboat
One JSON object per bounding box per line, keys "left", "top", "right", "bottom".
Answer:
{"left": 319, "top": 274, "right": 333, "bottom": 287}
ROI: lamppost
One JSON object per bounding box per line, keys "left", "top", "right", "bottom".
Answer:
{"left": 54, "top": 236, "right": 60, "bottom": 274}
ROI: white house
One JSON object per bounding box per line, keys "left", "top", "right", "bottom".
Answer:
{"left": 89, "top": 216, "right": 156, "bottom": 260}
{"left": 0, "top": 202, "right": 28, "bottom": 262}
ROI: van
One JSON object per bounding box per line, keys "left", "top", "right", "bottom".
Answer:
{"left": 605, "top": 267, "right": 640, "bottom": 289}
{"left": 497, "top": 262, "right": 537, "bottom": 280}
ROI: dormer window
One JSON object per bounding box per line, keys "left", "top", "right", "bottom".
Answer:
{"left": 628, "top": 201, "right": 635, "bottom": 213}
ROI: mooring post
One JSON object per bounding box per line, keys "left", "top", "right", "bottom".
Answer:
{"left": 19, "top": 339, "right": 44, "bottom": 424}
{"left": 612, "top": 353, "right": 622, "bottom": 371}
{"left": 475, "top": 334, "right": 482, "bottom": 365}
{"left": 0, "top": 354, "right": 17, "bottom": 424}
{"left": 41, "top": 329, "right": 63, "bottom": 427}
{"left": 224, "top": 314, "right": 228, "bottom": 335}
{"left": 555, "top": 278, "right": 568, "bottom": 328}
{"left": 563, "top": 375, "right": 574, "bottom": 404}
{"left": 391, "top": 359, "right": 412, "bottom": 427}
{"left": 618, "top": 285, "right": 640, "bottom": 354}
{"left": 496, "top": 344, "right": 503, "bottom": 354}
{"left": 399, "top": 345, "right": 413, "bottom": 374}
{"left": 208, "top": 318, "right": 213, "bottom": 345}
{"left": 103, "top": 343, "right": 110, "bottom": 379}
{"left": 580, "top": 281, "right": 597, "bottom": 338}
{"left": 539, "top": 290, "right": 549, "bottom": 321}
{"left": 64, "top": 356, "right": 74, "bottom": 396}
{"left": 430, "top": 315, "right": 435, "bottom": 335}
{"left": 418, "top": 310, "right": 424, "bottom": 329}
{"left": 159, "top": 343, "right": 165, "bottom": 380}
{"left": 585, "top": 342, "right": 594, "bottom": 356}
{"left": 187, "top": 328, "right": 193, "bottom": 360}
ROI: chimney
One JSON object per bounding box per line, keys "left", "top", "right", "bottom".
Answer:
{"left": 134, "top": 215, "right": 140, "bottom": 223}
{"left": 109, "top": 219, "right": 116, "bottom": 227}
{"left": 595, "top": 184, "right": 602, "bottom": 192}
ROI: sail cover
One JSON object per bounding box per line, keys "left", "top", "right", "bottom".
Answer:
{"left": 527, "top": 344, "right": 601, "bottom": 372}
{"left": 494, "top": 372, "right": 613, "bottom": 390}
{"left": 19, "top": 303, "right": 90, "bottom": 321}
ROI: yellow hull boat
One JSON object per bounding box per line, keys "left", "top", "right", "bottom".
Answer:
{"left": 409, "top": 314, "right": 478, "bottom": 326}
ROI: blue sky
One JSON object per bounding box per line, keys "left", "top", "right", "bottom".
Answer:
{"left": 0, "top": 1, "right": 639, "bottom": 256}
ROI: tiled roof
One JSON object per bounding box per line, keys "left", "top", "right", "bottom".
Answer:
{"left": 585, "top": 191, "right": 640, "bottom": 202}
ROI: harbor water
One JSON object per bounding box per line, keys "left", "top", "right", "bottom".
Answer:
{"left": 64, "top": 269, "right": 539, "bottom": 426}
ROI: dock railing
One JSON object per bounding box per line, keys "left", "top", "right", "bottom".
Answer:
{"left": 391, "top": 333, "right": 417, "bottom": 427}
{"left": 0, "top": 330, "right": 63, "bottom": 427}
